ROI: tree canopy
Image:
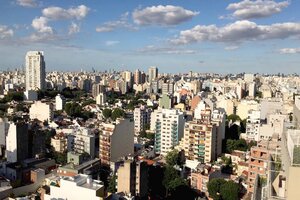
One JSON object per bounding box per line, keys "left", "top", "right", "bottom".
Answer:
{"left": 207, "top": 178, "right": 240, "bottom": 200}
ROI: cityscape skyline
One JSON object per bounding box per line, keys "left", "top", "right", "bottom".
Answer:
{"left": 0, "top": 0, "right": 300, "bottom": 73}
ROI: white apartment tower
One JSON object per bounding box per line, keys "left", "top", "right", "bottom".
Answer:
{"left": 151, "top": 108, "right": 185, "bottom": 155}
{"left": 55, "top": 94, "right": 65, "bottom": 111}
{"left": 25, "top": 51, "right": 46, "bottom": 91}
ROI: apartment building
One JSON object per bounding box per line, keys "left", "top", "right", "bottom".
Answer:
{"left": 151, "top": 108, "right": 185, "bottom": 155}
{"left": 29, "top": 101, "right": 54, "bottom": 122}
{"left": 44, "top": 174, "right": 105, "bottom": 200}
{"left": 99, "top": 119, "right": 134, "bottom": 165}
{"left": 134, "top": 105, "right": 151, "bottom": 134}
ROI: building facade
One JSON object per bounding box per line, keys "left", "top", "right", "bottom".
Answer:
{"left": 25, "top": 51, "right": 46, "bottom": 91}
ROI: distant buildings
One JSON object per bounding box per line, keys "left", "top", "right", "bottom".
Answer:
{"left": 25, "top": 51, "right": 46, "bottom": 91}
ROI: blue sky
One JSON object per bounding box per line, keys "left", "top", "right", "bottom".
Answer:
{"left": 0, "top": 0, "right": 299, "bottom": 73}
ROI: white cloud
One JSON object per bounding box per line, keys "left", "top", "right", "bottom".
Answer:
{"left": 105, "top": 40, "right": 120, "bottom": 46}
{"left": 0, "top": 25, "right": 14, "bottom": 39}
{"left": 227, "top": 0, "right": 289, "bottom": 19}
{"left": 27, "top": 32, "right": 57, "bottom": 42}
{"left": 42, "top": 5, "right": 90, "bottom": 20}
{"left": 96, "top": 13, "right": 137, "bottom": 33}
{"left": 16, "top": 0, "right": 38, "bottom": 8}
{"left": 279, "top": 48, "right": 300, "bottom": 54}
{"left": 170, "top": 20, "right": 300, "bottom": 45}
{"left": 31, "top": 16, "right": 53, "bottom": 34}
{"left": 132, "top": 5, "right": 199, "bottom": 26}
{"left": 138, "top": 45, "right": 196, "bottom": 54}
{"left": 68, "top": 22, "right": 80, "bottom": 35}
{"left": 225, "top": 46, "right": 239, "bottom": 50}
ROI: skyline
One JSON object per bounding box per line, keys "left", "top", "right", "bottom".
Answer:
{"left": 0, "top": 0, "right": 300, "bottom": 73}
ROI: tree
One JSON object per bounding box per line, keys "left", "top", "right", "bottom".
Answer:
{"left": 102, "top": 108, "right": 112, "bottom": 119}
{"left": 54, "top": 152, "right": 67, "bottom": 165}
{"left": 207, "top": 178, "right": 226, "bottom": 200}
{"left": 163, "top": 166, "right": 186, "bottom": 196}
{"left": 111, "top": 108, "right": 125, "bottom": 121}
{"left": 226, "top": 139, "right": 248, "bottom": 153}
{"left": 227, "top": 114, "right": 241, "bottom": 123}
{"left": 107, "top": 174, "right": 117, "bottom": 193}
{"left": 220, "top": 181, "right": 239, "bottom": 200}
{"left": 207, "top": 178, "right": 239, "bottom": 200}
{"left": 165, "top": 149, "right": 179, "bottom": 166}
{"left": 65, "top": 102, "right": 82, "bottom": 118}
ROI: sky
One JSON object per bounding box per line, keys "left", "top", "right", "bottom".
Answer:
{"left": 0, "top": 0, "right": 300, "bottom": 73}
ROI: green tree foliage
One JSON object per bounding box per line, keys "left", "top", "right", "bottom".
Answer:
{"left": 54, "top": 152, "right": 67, "bottom": 165}
{"left": 111, "top": 108, "right": 125, "bottom": 121}
{"left": 220, "top": 180, "right": 239, "bottom": 200}
{"left": 102, "top": 108, "right": 112, "bottom": 119}
{"left": 65, "top": 102, "right": 82, "bottom": 118}
{"left": 207, "top": 178, "right": 227, "bottom": 200}
{"left": 0, "top": 91, "right": 24, "bottom": 102}
{"left": 207, "top": 179, "right": 239, "bottom": 200}
{"left": 166, "top": 149, "right": 179, "bottom": 166}
{"left": 82, "top": 99, "right": 96, "bottom": 107}
{"left": 163, "top": 166, "right": 186, "bottom": 195}
{"left": 16, "top": 103, "right": 28, "bottom": 112}
{"left": 0, "top": 104, "right": 8, "bottom": 116}
{"left": 226, "top": 139, "right": 248, "bottom": 153}
{"left": 227, "top": 114, "right": 241, "bottom": 123}
{"left": 107, "top": 175, "right": 117, "bottom": 193}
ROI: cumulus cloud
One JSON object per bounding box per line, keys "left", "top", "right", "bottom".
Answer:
{"left": 31, "top": 16, "right": 53, "bottom": 34}
{"left": 138, "top": 45, "right": 196, "bottom": 54}
{"left": 132, "top": 5, "right": 199, "bottom": 26}
{"left": 227, "top": 0, "right": 289, "bottom": 19}
{"left": 16, "top": 0, "right": 38, "bottom": 8}
{"left": 170, "top": 20, "right": 300, "bottom": 45}
{"left": 68, "top": 22, "right": 80, "bottom": 35}
{"left": 96, "top": 13, "right": 137, "bottom": 32}
{"left": 42, "top": 5, "right": 90, "bottom": 20}
{"left": 0, "top": 25, "right": 14, "bottom": 39}
{"left": 105, "top": 40, "right": 120, "bottom": 46}
{"left": 279, "top": 48, "right": 300, "bottom": 54}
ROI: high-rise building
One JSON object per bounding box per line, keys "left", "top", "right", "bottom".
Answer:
{"left": 6, "top": 122, "right": 29, "bottom": 163}
{"left": 151, "top": 108, "right": 185, "bottom": 155}
{"left": 134, "top": 105, "right": 152, "bottom": 134}
{"left": 72, "top": 128, "right": 96, "bottom": 158}
{"left": 96, "top": 93, "right": 106, "bottom": 106}
{"left": 148, "top": 66, "right": 158, "bottom": 82}
{"left": 99, "top": 119, "right": 134, "bottom": 165}
{"left": 134, "top": 69, "right": 142, "bottom": 84}
{"left": 116, "top": 158, "right": 148, "bottom": 198}
{"left": 25, "top": 51, "right": 46, "bottom": 91}
{"left": 92, "top": 83, "right": 105, "bottom": 98}
{"left": 122, "top": 71, "right": 133, "bottom": 89}
{"left": 55, "top": 94, "right": 65, "bottom": 111}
